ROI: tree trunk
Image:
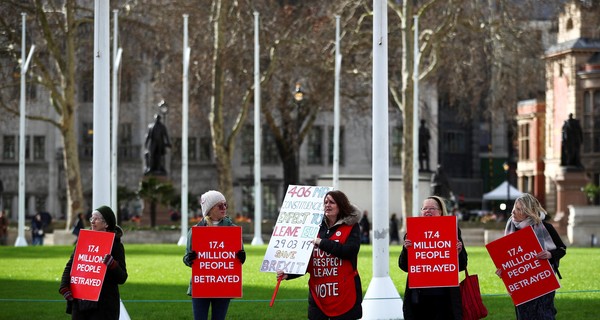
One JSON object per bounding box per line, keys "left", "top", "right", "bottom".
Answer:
{"left": 61, "top": 105, "right": 85, "bottom": 231}
{"left": 150, "top": 200, "right": 157, "bottom": 227}
{"left": 210, "top": 0, "right": 237, "bottom": 214}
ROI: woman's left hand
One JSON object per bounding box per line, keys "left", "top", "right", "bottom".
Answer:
{"left": 456, "top": 241, "right": 463, "bottom": 252}
{"left": 536, "top": 250, "right": 551, "bottom": 260}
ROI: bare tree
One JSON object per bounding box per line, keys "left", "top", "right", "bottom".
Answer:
{"left": 0, "top": 0, "right": 91, "bottom": 229}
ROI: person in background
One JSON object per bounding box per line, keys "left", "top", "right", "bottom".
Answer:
{"left": 496, "top": 193, "right": 566, "bottom": 320}
{"left": 389, "top": 213, "right": 400, "bottom": 245}
{"left": 31, "top": 213, "right": 45, "bottom": 246}
{"left": 71, "top": 212, "right": 85, "bottom": 244}
{"left": 183, "top": 190, "right": 246, "bottom": 320}
{"left": 398, "top": 196, "right": 468, "bottom": 320}
{"left": 0, "top": 210, "right": 8, "bottom": 245}
{"left": 359, "top": 210, "right": 370, "bottom": 244}
{"left": 59, "top": 206, "right": 128, "bottom": 319}
{"left": 277, "top": 190, "right": 363, "bottom": 320}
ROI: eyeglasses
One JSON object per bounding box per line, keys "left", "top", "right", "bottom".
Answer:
{"left": 90, "top": 217, "right": 105, "bottom": 223}
{"left": 421, "top": 207, "right": 440, "bottom": 212}
{"left": 217, "top": 203, "right": 228, "bottom": 210}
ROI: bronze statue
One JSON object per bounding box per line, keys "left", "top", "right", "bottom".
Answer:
{"left": 560, "top": 113, "right": 583, "bottom": 168}
{"left": 144, "top": 114, "right": 171, "bottom": 175}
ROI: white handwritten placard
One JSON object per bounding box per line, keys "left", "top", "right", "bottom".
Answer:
{"left": 260, "top": 185, "right": 333, "bottom": 275}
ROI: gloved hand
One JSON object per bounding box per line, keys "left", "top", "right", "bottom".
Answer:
{"left": 103, "top": 254, "right": 118, "bottom": 269}
{"left": 59, "top": 287, "right": 73, "bottom": 301}
{"left": 185, "top": 251, "right": 197, "bottom": 266}
{"left": 236, "top": 250, "right": 246, "bottom": 264}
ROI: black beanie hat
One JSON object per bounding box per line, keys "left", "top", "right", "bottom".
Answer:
{"left": 95, "top": 205, "right": 116, "bottom": 232}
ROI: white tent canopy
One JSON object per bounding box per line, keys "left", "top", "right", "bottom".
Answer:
{"left": 482, "top": 181, "right": 523, "bottom": 200}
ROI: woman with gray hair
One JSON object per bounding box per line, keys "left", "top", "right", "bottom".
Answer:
{"left": 497, "top": 193, "right": 567, "bottom": 320}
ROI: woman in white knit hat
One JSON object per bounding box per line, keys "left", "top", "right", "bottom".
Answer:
{"left": 183, "top": 190, "right": 246, "bottom": 320}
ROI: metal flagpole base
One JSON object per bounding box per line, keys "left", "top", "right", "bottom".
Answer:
{"left": 14, "top": 236, "right": 28, "bottom": 247}
{"left": 361, "top": 276, "right": 404, "bottom": 319}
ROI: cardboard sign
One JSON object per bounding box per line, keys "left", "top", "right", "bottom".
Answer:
{"left": 407, "top": 215, "right": 459, "bottom": 288}
{"left": 261, "top": 185, "right": 333, "bottom": 275}
{"left": 70, "top": 229, "right": 115, "bottom": 301}
{"left": 486, "top": 226, "right": 560, "bottom": 306}
{"left": 191, "top": 226, "right": 243, "bottom": 298}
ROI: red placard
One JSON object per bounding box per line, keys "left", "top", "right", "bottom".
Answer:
{"left": 70, "top": 229, "right": 115, "bottom": 301}
{"left": 191, "top": 226, "right": 243, "bottom": 298}
{"left": 486, "top": 226, "right": 560, "bottom": 306}
{"left": 407, "top": 216, "right": 459, "bottom": 288}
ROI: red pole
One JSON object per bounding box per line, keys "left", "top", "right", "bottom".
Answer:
{"left": 269, "top": 277, "right": 283, "bottom": 307}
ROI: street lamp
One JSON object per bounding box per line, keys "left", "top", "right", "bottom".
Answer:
{"left": 503, "top": 161, "right": 510, "bottom": 218}
{"left": 158, "top": 100, "right": 169, "bottom": 116}
{"left": 294, "top": 82, "right": 304, "bottom": 103}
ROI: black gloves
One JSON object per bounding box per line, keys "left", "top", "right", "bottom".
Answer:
{"left": 103, "top": 254, "right": 118, "bottom": 269}
{"left": 184, "top": 251, "right": 197, "bottom": 267}
{"left": 236, "top": 250, "right": 246, "bottom": 264}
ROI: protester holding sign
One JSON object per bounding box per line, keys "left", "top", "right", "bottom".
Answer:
{"left": 183, "top": 190, "right": 246, "bottom": 320}
{"left": 277, "top": 190, "right": 363, "bottom": 320}
{"left": 58, "top": 206, "right": 128, "bottom": 319}
{"left": 398, "top": 196, "right": 468, "bottom": 320}
{"left": 495, "top": 193, "right": 566, "bottom": 320}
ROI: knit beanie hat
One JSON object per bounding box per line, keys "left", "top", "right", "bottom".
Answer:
{"left": 201, "top": 190, "right": 226, "bottom": 217}
{"left": 95, "top": 205, "right": 116, "bottom": 232}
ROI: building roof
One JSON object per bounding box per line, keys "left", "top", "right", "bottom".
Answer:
{"left": 545, "top": 38, "right": 600, "bottom": 56}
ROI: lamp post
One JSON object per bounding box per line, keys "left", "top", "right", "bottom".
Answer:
{"left": 503, "top": 161, "right": 510, "bottom": 218}
{"left": 293, "top": 83, "right": 304, "bottom": 176}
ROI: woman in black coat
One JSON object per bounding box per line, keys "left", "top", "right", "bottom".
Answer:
{"left": 278, "top": 190, "right": 363, "bottom": 320}
{"left": 398, "top": 196, "right": 468, "bottom": 320}
{"left": 59, "top": 206, "right": 128, "bottom": 320}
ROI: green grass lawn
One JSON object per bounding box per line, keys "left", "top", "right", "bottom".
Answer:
{"left": 0, "top": 244, "right": 598, "bottom": 319}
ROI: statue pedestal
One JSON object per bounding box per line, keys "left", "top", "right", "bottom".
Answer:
{"left": 140, "top": 175, "right": 175, "bottom": 227}
{"left": 553, "top": 167, "right": 588, "bottom": 235}
{"left": 568, "top": 206, "right": 600, "bottom": 246}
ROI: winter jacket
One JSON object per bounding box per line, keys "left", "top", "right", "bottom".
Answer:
{"left": 398, "top": 228, "right": 468, "bottom": 320}
{"left": 59, "top": 227, "right": 128, "bottom": 320}
{"left": 288, "top": 205, "right": 363, "bottom": 320}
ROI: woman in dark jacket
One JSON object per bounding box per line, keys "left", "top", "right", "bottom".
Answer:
{"left": 278, "top": 190, "right": 363, "bottom": 320}
{"left": 398, "top": 196, "right": 468, "bottom": 320}
{"left": 59, "top": 206, "right": 128, "bottom": 320}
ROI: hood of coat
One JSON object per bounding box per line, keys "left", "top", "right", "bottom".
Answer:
{"left": 330, "top": 204, "right": 361, "bottom": 228}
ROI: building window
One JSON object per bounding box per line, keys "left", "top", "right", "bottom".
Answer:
{"left": 199, "top": 136, "right": 211, "bottom": 161}
{"left": 443, "top": 130, "right": 466, "bottom": 153}
{"left": 391, "top": 126, "right": 403, "bottom": 165}
{"left": 25, "top": 136, "right": 30, "bottom": 160}
{"left": 262, "top": 126, "right": 279, "bottom": 165}
{"left": 583, "top": 91, "right": 600, "bottom": 153}
{"left": 80, "top": 72, "right": 93, "bottom": 103}
{"left": 518, "top": 123, "right": 530, "bottom": 161}
{"left": 33, "top": 136, "right": 45, "bottom": 161}
{"left": 3, "top": 136, "right": 16, "bottom": 160}
{"left": 241, "top": 125, "right": 254, "bottom": 165}
{"left": 172, "top": 138, "right": 182, "bottom": 160}
{"left": 263, "top": 183, "right": 279, "bottom": 220}
{"left": 328, "top": 126, "right": 345, "bottom": 166}
{"left": 120, "top": 71, "right": 133, "bottom": 103}
{"left": 81, "top": 122, "right": 93, "bottom": 158}
{"left": 189, "top": 137, "right": 197, "bottom": 161}
{"left": 307, "top": 126, "right": 323, "bottom": 165}
{"left": 120, "top": 123, "right": 132, "bottom": 144}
